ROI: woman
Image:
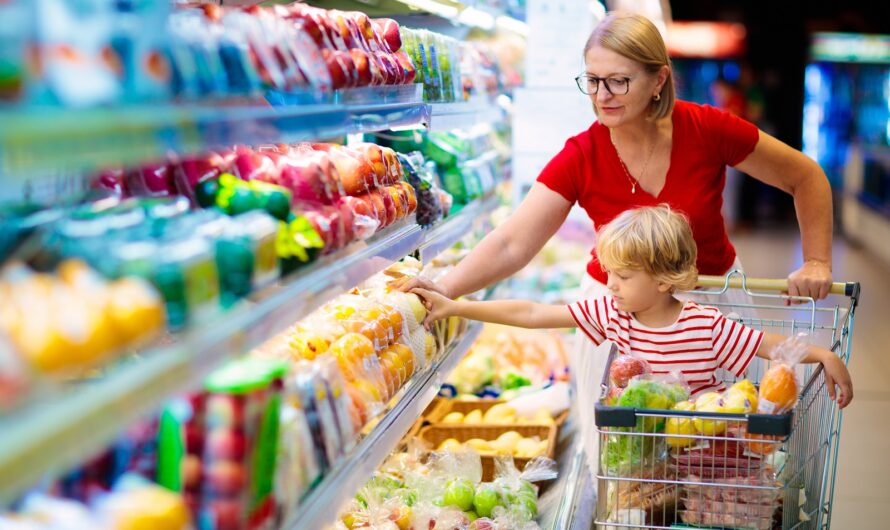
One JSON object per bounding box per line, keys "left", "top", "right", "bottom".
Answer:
{"left": 397, "top": 11, "right": 834, "bottom": 455}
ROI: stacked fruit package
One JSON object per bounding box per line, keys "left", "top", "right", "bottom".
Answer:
{"left": 274, "top": 3, "right": 416, "bottom": 90}
{"left": 0, "top": 259, "right": 165, "bottom": 380}
{"left": 336, "top": 447, "right": 556, "bottom": 529}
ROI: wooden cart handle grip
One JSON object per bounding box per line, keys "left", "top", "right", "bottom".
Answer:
{"left": 697, "top": 275, "right": 857, "bottom": 297}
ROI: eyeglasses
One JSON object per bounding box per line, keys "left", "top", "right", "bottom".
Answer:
{"left": 574, "top": 74, "right": 632, "bottom": 95}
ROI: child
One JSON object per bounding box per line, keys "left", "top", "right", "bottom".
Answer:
{"left": 413, "top": 205, "right": 853, "bottom": 408}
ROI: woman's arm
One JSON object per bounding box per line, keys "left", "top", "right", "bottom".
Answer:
{"left": 755, "top": 332, "right": 852, "bottom": 408}
{"left": 411, "top": 287, "right": 576, "bottom": 329}
{"left": 734, "top": 130, "right": 833, "bottom": 300}
{"left": 396, "top": 183, "right": 573, "bottom": 298}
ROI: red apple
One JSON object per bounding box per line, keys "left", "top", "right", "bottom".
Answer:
{"left": 206, "top": 499, "right": 243, "bottom": 530}
{"left": 394, "top": 50, "right": 416, "bottom": 84}
{"left": 352, "top": 143, "right": 386, "bottom": 182}
{"left": 174, "top": 152, "right": 225, "bottom": 199}
{"left": 93, "top": 168, "right": 125, "bottom": 196}
{"left": 126, "top": 162, "right": 174, "bottom": 196}
{"left": 184, "top": 423, "right": 205, "bottom": 453}
{"left": 233, "top": 148, "right": 277, "bottom": 182}
{"left": 277, "top": 156, "right": 334, "bottom": 204}
{"left": 206, "top": 460, "right": 247, "bottom": 496}
{"left": 349, "top": 48, "right": 372, "bottom": 86}
{"left": 386, "top": 185, "right": 407, "bottom": 222}
{"left": 325, "top": 147, "right": 373, "bottom": 195}
{"left": 373, "top": 18, "right": 402, "bottom": 53}
{"left": 375, "top": 189, "right": 397, "bottom": 226}
{"left": 206, "top": 429, "right": 247, "bottom": 460}
{"left": 182, "top": 454, "right": 203, "bottom": 489}
{"left": 396, "top": 182, "right": 417, "bottom": 214}
{"left": 354, "top": 192, "right": 386, "bottom": 227}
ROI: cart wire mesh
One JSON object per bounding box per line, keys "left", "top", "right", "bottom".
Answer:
{"left": 594, "top": 270, "right": 858, "bottom": 530}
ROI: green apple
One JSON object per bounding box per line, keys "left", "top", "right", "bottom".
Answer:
{"left": 444, "top": 479, "right": 475, "bottom": 511}
{"left": 473, "top": 484, "right": 501, "bottom": 518}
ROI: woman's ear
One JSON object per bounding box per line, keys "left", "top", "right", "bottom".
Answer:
{"left": 655, "top": 65, "right": 670, "bottom": 93}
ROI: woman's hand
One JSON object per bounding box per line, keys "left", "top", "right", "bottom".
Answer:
{"left": 787, "top": 259, "right": 832, "bottom": 302}
{"left": 819, "top": 352, "right": 853, "bottom": 409}
{"left": 411, "top": 287, "right": 457, "bottom": 326}
{"left": 390, "top": 275, "right": 451, "bottom": 299}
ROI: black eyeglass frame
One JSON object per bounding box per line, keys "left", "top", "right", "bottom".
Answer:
{"left": 574, "top": 74, "right": 632, "bottom": 96}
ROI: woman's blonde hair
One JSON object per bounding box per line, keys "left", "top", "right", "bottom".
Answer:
{"left": 596, "top": 205, "right": 698, "bottom": 291}
{"left": 584, "top": 12, "right": 675, "bottom": 120}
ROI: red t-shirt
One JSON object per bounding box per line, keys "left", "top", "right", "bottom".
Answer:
{"left": 537, "top": 100, "right": 760, "bottom": 284}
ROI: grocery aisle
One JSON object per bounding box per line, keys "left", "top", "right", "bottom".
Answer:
{"left": 732, "top": 227, "right": 890, "bottom": 527}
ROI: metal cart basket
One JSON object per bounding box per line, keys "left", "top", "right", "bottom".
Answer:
{"left": 594, "top": 270, "right": 859, "bottom": 530}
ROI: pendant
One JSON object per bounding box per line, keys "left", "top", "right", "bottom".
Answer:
{"left": 632, "top": 184, "right": 636, "bottom": 194}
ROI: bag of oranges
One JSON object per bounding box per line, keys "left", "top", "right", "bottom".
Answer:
{"left": 757, "top": 333, "right": 810, "bottom": 415}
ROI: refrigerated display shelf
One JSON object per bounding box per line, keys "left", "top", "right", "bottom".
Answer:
{"left": 0, "top": 85, "right": 504, "bottom": 179}
{"left": 283, "top": 320, "right": 483, "bottom": 530}
{"left": 429, "top": 98, "right": 506, "bottom": 132}
{"left": 0, "top": 193, "right": 498, "bottom": 504}
{"left": 417, "top": 192, "right": 499, "bottom": 263}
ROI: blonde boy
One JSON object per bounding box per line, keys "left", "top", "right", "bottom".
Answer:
{"left": 414, "top": 205, "right": 852, "bottom": 407}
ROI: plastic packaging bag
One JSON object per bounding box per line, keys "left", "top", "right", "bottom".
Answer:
{"left": 757, "top": 333, "right": 809, "bottom": 415}
{"left": 609, "top": 354, "right": 652, "bottom": 389}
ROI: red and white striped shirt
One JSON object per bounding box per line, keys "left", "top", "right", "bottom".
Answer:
{"left": 568, "top": 296, "right": 763, "bottom": 396}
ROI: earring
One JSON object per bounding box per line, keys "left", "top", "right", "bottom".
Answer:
{"left": 653, "top": 93, "right": 661, "bottom": 101}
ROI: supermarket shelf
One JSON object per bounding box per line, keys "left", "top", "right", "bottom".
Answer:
{"left": 304, "top": 0, "right": 528, "bottom": 35}
{"left": 417, "top": 192, "right": 500, "bottom": 263}
{"left": 0, "top": 86, "right": 507, "bottom": 179}
{"left": 428, "top": 99, "right": 506, "bottom": 131}
{"left": 0, "top": 85, "right": 425, "bottom": 179}
{"left": 283, "top": 321, "right": 483, "bottom": 530}
{"left": 0, "top": 194, "right": 500, "bottom": 504}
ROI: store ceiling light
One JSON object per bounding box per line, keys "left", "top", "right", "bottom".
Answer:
{"left": 400, "top": 0, "right": 460, "bottom": 19}
{"left": 495, "top": 15, "right": 529, "bottom": 37}
{"left": 458, "top": 7, "right": 496, "bottom": 31}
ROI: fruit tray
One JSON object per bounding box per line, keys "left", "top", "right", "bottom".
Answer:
{"left": 417, "top": 424, "right": 557, "bottom": 482}
{"left": 426, "top": 398, "right": 570, "bottom": 427}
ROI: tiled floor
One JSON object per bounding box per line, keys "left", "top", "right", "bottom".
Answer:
{"left": 731, "top": 227, "right": 890, "bottom": 527}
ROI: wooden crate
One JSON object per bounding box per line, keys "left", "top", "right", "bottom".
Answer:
{"left": 417, "top": 424, "right": 557, "bottom": 482}
{"left": 428, "top": 398, "right": 569, "bottom": 427}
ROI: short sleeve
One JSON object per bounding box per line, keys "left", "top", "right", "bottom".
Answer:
{"left": 712, "top": 313, "right": 763, "bottom": 377}
{"left": 567, "top": 296, "right": 612, "bottom": 346}
{"left": 700, "top": 104, "right": 760, "bottom": 167}
{"left": 536, "top": 138, "right": 584, "bottom": 204}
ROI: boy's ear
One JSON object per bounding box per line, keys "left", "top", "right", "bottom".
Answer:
{"left": 657, "top": 281, "right": 674, "bottom": 294}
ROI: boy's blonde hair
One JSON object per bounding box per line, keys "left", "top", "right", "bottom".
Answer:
{"left": 596, "top": 205, "right": 698, "bottom": 291}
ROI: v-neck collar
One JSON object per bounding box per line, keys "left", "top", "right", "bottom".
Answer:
{"left": 605, "top": 105, "right": 680, "bottom": 201}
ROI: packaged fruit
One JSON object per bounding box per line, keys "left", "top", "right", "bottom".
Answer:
{"left": 609, "top": 355, "right": 651, "bottom": 389}
{"left": 757, "top": 334, "right": 810, "bottom": 415}
{"left": 198, "top": 357, "right": 288, "bottom": 530}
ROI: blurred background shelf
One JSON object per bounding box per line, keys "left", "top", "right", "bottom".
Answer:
{"left": 282, "top": 320, "right": 484, "bottom": 530}
{"left": 0, "top": 86, "right": 505, "bottom": 182}
{"left": 417, "top": 192, "right": 499, "bottom": 263}
{"left": 0, "top": 192, "right": 500, "bottom": 504}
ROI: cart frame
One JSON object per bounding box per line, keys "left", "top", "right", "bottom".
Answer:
{"left": 593, "top": 270, "right": 859, "bottom": 530}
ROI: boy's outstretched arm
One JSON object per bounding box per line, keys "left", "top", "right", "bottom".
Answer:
{"left": 756, "top": 332, "right": 853, "bottom": 408}
{"left": 411, "top": 288, "right": 576, "bottom": 329}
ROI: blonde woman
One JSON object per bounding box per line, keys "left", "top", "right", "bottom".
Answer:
{"left": 397, "top": 12, "right": 832, "bottom": 343}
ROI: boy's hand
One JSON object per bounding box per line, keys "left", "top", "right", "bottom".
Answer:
{"left": 411, "top": 287, "right": 455, "bottom": 327}
{"left": 820, "top": 353, "right": 853, "bottom": 408}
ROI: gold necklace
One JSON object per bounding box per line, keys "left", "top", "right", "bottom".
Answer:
{"left": 609, "top": 128, "right": 658, "bottom": 194}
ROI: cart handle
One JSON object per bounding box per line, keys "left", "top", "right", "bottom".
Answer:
{"left": 697, "top": 275, "right": 860, "bottom": 303}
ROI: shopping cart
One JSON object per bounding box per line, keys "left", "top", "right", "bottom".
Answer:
{"left": 593, "top": 270, "right": 859, "bottom": 530}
